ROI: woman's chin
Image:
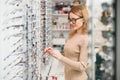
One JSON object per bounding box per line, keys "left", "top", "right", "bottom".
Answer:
{"left": 71, "top": 27, "right": 77, "bottom": 30}
{"left": 70, "top": 28, "right": 75, "bottom": 31}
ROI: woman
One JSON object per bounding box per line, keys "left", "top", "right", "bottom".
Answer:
{"left": 44, "top": 4, "right": 89, "bottom": 80}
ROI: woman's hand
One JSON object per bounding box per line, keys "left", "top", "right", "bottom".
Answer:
{"left": 44, "top": 47, "right": 63, "bottom": 60}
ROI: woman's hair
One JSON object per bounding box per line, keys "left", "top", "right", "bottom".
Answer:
{"left": 68, "top": 4, "right": 89, "bottom": 38}
{"left": 73, "top": 0, "right": 81, "bottom": 5}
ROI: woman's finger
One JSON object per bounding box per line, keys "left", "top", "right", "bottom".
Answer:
{"left": 44, "top": 47, "right": 54, "bottom": 55}
{"left": 46, "top": 47, "right": 52, "bottom": 52}
{"left": 44, "top": 48, "right": 49, "bottom": 52}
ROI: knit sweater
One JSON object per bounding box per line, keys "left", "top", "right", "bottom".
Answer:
{"left": 59, "top": 34, "right": 89, "bottom": 80}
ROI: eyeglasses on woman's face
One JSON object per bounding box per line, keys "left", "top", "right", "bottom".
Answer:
{"left": 68, "top": 16, "right": 83, "bottom": 24}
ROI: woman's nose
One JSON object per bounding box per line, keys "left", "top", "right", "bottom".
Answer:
{"left": 69, "top": 21, "right": 73, "bottom": 24}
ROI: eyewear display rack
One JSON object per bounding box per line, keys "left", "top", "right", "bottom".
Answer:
{"left": 1, "top": 0, "right": 27, "bottom": 80}
{"left": 0, "top": 0, "right": 52, "bottom": 80}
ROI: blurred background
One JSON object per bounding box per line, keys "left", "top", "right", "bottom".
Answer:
{"left": 0, "top": 0, "right": 119, "bottom": 80}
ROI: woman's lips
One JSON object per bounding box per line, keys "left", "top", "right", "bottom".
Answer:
{"left": 70, "top": 24, "right": 76, "bottom": 29}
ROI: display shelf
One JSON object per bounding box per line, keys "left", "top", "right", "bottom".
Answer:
{"left": 52, "top": 38, "right": 66, "bottom": 45}
{"left": 51, "top": 1, "right": 70, "bottom": 47}
{"left": 52, "top": 14, "right": 68, "bottom": 16}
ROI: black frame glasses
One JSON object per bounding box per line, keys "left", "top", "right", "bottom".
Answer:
{"left": 68, "top": 16, "right": 83, "bottom": 24}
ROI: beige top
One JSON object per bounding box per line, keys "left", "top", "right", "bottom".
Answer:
{"left": 59, "top": 34, "right": 89, "bottom": 80}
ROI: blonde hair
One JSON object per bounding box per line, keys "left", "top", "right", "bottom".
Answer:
{"left": 68, "top": 4, "right": 89, "bottom": 38}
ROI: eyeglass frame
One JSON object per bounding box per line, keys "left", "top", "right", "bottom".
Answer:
{"left": 68, "top": 16, "right": 83, "bottom": 24}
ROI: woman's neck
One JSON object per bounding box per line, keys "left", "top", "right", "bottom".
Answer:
{"left": 76, "top": 28, "right": 84, "bottom": 35}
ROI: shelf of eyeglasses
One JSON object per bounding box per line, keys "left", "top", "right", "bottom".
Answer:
{"left": 5, "top": 9, "right": 23, "bottom": 16}
{"left": 46, "top": 20, "right": 52, "bottom": 23}
{"left": 5, "top": 0, "right": 22, "bottom": 5}
{"left": 100, "top": 52, "right": 114, "bottom": 61}
{"left": 4, "top": 9, "right": 23, "bottom": 17}
{"left": 2, "top": 17, "right": 21, "bottom": 24}
{"left": 3, "top": 28, "right": 42, "bottom": 40}
{"left": 93, "top": 38, "right": 114, "bottom": 47}
{"left": 94, "top": 26, "right": 115, "bottom": 32}
{"left": 27, "top": 20, "right": 40, "bottom": 24}
{"left": 5, "top": 15, "right": 23, "bottom": 22}
{"left": 3, "top": 21, "right": 24, "bottom": 27}
{"left": 8, "top": 43, "right": 23, "bottom": 53}
{"left": 95, "top": 42, "right": 115, "bottom": 48}
{"left": 46, "top": 10, "right": 52, "bottom": 14}
{"left": 2, "top": 24, "right": 24, "bottom": 31}
{"left": 3, "top": 37, "right": 44, "bottom": 47}
{"left": 3, "top": 44, "right": 44, "bottom": 61}
{"left": 3, "top": 23, "right": 23, "bottom": 29}
{"left": 99, "top": 60, "right": 114, "bottom": 69}
{"left": 3, "top": 66, "right": 24, "bottom": 75}
{"left": 4, "top": 5, "right": 23, "bottom": 11}
{"left": 3, "top": 56, "right": 27, "bottom": 70}
{"left": 40, "top": 10, "right": 46, "bottom": 14}
{"left": 3, "top": 32, "right": 24, "bottom": 40}
{"left": 3, "top": 18, "right": 24, "bottom": 26}
{"left": 3, "top": 70, "right": 24, "bottom": 80}
{"left": 26, "top": 12, "right": 38, "bottom": 16}
{"left": 102, "top": 31, "right": 115, "bottom": 38}
{"left": 102, "top": 45, "right": 115, "bottom": 51}
{"left": 3, "top": 47, "right": 26, "bottom": 61}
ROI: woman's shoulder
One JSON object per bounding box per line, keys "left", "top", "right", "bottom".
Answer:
{"left": 79, "top": 34, "right": 89, "bottom": 40}
{"left": 79, "top": 34, "right": 89, "bottom": 46}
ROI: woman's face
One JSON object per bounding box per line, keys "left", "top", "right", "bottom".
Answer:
{"left": 68, "top": 12, "right": 84, "bottom": 31}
